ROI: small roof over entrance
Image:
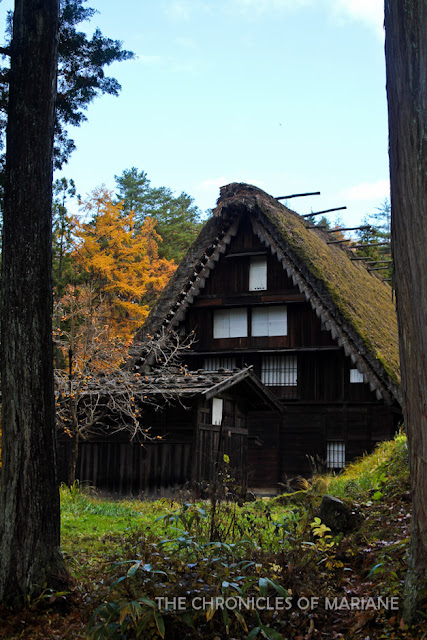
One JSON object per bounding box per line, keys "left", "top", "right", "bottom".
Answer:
{"left": 133, "top": 366, "right": 284, "bottom": 413}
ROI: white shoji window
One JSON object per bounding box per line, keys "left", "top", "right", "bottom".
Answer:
{"left": 249, "top": 256, "right": 267, "bottom": 291}
{"left": 252, "top": 306, "right": 287, "bottom": 337}
{"left": 350, "top": 368, "right": 364, "bottom": 383}
{"left": 213, "top": 308, "right": 247, "bottom": 339}
{"left": 212, "top": 397, "right": 223, "bottom": 425}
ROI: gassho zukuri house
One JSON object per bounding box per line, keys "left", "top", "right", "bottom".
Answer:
{"left": 65, "top": 183, "right": 402, "bottom": 495}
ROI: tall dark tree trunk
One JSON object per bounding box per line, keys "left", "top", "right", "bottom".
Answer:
{"left": 385, "top": 0, "right": 427, "bottom": 623}
{"left": 0, "top": 0, "right": 67, "bottom": 606}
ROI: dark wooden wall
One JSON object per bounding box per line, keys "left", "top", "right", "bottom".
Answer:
{"left": 180, "top": 215, "right": 401, "bottom": 485}
{"left": 194, "top": 397, "right": 248, "bottom": 486}
{"left": 77, "top": 439, "right": 193, "bottom": 495}
{"left": 75, "top": 404, "right": 195, "bottom": 495}
{"left": 66, "top": 215, "right": 401, "bottom": 493}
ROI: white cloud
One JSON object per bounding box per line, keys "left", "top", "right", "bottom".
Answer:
{"left": 164, "top": 0, "right": 195, "bottom": 20}
{"left": 329, "top": 0, "right": 384, "bottom": 38}
{"left": 341, "top": 179, "right": 390, "bottom": 201}
{"left": 162, "top": 0, "right": 212, "bottom": 20}
{"left": 135, "top": 55, "right": 170, "bottom": 66}
{"left": 232, "top": 0, "right": 384, "bottom": 36}
{"left": 175, "top": 36, "right": 198, "bottom": 49}
{"left": 233, "top": 0, "right": 313, "bottom": 14}
{"left": 196, "top": 176, "right": 266, "bottom": 191}
{"left": 195, "top": 176, "right": 230, "bottom": 191}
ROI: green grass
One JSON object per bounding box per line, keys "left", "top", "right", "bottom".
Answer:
{"left": 1, "top": 434, "right": 415, "bottom": 640}
{"left": 60, "top": 433, "right": 409, "bottom": 558}
{"left": 321, "top": 430, "right": 408, "bottom": 501}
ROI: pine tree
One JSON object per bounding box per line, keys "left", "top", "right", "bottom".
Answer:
{"left": 0, "top": 0, "right": 134, "bottom": 171}
{"left": 52, "top": 177, "right": 79, "bottom": 296}
{"left": 353, "top": 200, "right": 392, "bottom": 280}
{"left": 115, "top": 167, "right": 203, "bottom": 263}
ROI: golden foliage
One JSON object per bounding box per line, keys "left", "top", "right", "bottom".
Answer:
{"left": 72, "top": 187, "right": 176, "bottom": 342}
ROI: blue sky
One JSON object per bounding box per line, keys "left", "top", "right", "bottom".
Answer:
{"left": 1, "top": 0, "right": 390, "bottom": 226}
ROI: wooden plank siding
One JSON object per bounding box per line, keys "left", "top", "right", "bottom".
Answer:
{"left": 194, "top": 397, "right": 248, "bottom": 487}
{"left": 178, "top": 219, "right": 400, "bottom": 486}
{"left": 72, "top": 209, "right": 401, "bottom": 494}
{"left": 77, "top": 440, "right": 193, "bottom": 495}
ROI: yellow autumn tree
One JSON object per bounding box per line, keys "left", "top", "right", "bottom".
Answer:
{"left": 72, "top": 186, "right": 176, "bottom": 342}
{"left": 53, "top": 188, "right": 177, "bottom": 483}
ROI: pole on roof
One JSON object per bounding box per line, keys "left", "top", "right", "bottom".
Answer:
{"left": 326, "top": 239, "right": 352, "bottom": 244}
{"left": 365, "top": 260, "right": 393, "bottom": 265}
{"left": 325, "top": 225, "right": 371, "bottom": 233}
{"left": 302, "top": 206, "right": 347, "bottom": 218}
{"left": 351, "top": 242, "right": 390, "bottom": 248}
{"left": 275, "top": 191, "right": 321, "bottom": 200}
{"left": 368, "top": 266, "right": 392, "bottom": 271}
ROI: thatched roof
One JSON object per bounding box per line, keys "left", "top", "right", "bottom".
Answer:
{"left": 135, "top": 183, "right": 400, "bottom": 405}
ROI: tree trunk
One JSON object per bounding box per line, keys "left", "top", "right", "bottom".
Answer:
{"left": 0, "top": 0, "right": 67, "bottom": 606}
{"left": 385, "top": 0, "right": 427, "bottom": 623}
{"left": 67, "top": 430, "right": 80, "bottom": 487}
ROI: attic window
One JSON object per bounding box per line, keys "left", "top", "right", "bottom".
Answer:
{"left": 350, "top": 368, "right": 364, "bottom": 383}
{"left": 213, "top": 308, "right": 248, "bottom": 339}
{"left": 249, "top": 256, "right": 267, "bottom": 291}
{"left": 252, "top": 306, "right": 287, "bottom": 336}
{"left": 261, "top": 355, "right": 297, "bottom": 386}
{"left": 327, "top": 442, "right": 345, "bottom": 469}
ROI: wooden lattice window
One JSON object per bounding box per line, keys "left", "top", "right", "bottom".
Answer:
{"left": 261, "top": 355, "right": 297, "bottom": 387}
{"left": 327, "top": 441, "right": 345, "bottom": 469}
{"left": 204, "top": 357, "right": 236, "bottom": 371}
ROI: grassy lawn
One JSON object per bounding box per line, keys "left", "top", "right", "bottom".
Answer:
{"left": 0, "top": 433, "right": 424, "bottom": 640}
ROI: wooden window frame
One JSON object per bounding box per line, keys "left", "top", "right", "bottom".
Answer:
{"left": 327, "top": 441, "right": 345, "bottom": 469}
{"left": 213, "top": 308, "right": 248, "bottom": 339}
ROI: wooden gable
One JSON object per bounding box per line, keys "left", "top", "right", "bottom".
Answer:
{"left": 129, "top": 183, "right": 402, "bottom": 487}
{"left": 135, "top": 184, "right": 400, "bottom": 406}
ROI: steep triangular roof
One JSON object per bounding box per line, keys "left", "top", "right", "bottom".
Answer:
{"left": 134, "top": 183, "right": 401, "bottom": 405}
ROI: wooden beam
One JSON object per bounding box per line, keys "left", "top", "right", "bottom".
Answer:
{"left": 365, "top": 260, "right": 393, "bottom": 265}
{"left": 368, "top": 266, "right": 392, "bottom": 271}
{"left": 351, "top": 242, "right": 390, "bottom": 248}
{"left": 302, "top": 206, "right": 347, "bottom": 218}
{"left": 188, "top": 346, "right": 342, "bottom": 355}
{"left": 326, "top": 239, "right": 352, "bottom": 245}
{"left": 275, "top": 191, "right": 320, "bottom": 200}
{"left": 325, "top": 225, "right": 371, "bottom": 233}
{"left": 225, "top": 250, "right": 267, "bottom": 258}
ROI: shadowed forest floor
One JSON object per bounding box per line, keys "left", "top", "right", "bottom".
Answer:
{"left": 0, "top": 433, "right": 425, "bottom": 640}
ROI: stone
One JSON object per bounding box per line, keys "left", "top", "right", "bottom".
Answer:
{"left": 319, "top": 495, "right": 354, "bottom": 533}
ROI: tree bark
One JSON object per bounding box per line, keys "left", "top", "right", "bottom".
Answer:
{"left": 0, "top": 0, "right": 67, "bottom": 605}
{"left": 385, "top": 0, "right": 427, "bottom": 623}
